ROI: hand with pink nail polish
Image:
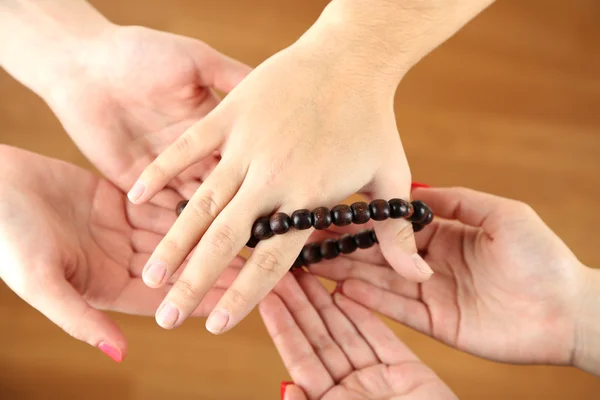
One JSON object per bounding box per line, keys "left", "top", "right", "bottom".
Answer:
{"left": 309, "top": 187, "right": 594, "bottom": 370}
{"left": 0, "top": 146, "right": 243, "bottom": 362}
{"left": 261, "top": 272, "right": 456, "bottom": 400}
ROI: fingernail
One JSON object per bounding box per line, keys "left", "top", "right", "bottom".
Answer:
{"left": 156, "top": 303, "right": 180, "bottom": 329}
{"left": 143, "top": 261, "right": 167, "bottom": 286}
{"left": 280, "top": 381, "right": 293, "bottom": 400}
{"left": 128, "top": 181, "right": 146, "bottom": 203}
{"left": 98, "top": 342, "right": 123, "bottom": 363}
{"left": 332, "top": 281, "right": 344, "bottom": 295}
{"left": 206, "top": 308, "right": 229, "bottom": 334}
{"left": 411, "top": 182, "right": 430, "bottom": 191}
{"left": 412, "top": 253, "right": 434, "bottom": 276}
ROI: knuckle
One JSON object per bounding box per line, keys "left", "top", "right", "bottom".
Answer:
{"left": 395, "top": 221, "right": 415, "bottom": 242}
{"left": 172, "top": 279, "right": 201, "bottom": 302}
{"left": 206, "top": 224, "right": 238, "bottom": 257}
{"left": 226, "top": 287, "right": 251, "bottom": 307}
{"left": 190, "top": 193, "right": 220, "bottom": 220}
{"left": 263, "top": 157, "right": 290, "bottom": 186}
{"left": 507, "top": 200, "right": 537, "bottom": 218}
{"left": 175, "top": 134, "right": 193, "bottom": 154}
{"left": 253, "top": 248, "right": 284, "bottom": 276}
{"left": 148, "top": 161, "right": 167, "bottom": 181}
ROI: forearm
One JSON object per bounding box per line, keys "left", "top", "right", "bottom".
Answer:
{"left": 0, "top": 0, "right": 114, "bottom": 98}
{"left": 573, "top": 266, "right": 600, "bottom": 376}
{"left": 298, "top": 0, "right": 494, "bottom": 90}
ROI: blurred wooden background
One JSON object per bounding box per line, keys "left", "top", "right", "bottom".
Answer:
{"left": 1, "top": 0, "right": 600, "bottom": 398}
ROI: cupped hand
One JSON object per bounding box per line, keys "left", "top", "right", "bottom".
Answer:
{"left": 0, "top": 146, "right": 243, "bottom": 361}
{"left": 128, "top": 32, "right": 432, "bottom": 335}
{"left": 309, "top": 186, "right": 587, "bottom": 365}
{"left": 45, "top": 24, "right": 250, "bottom": 201}
{"left": 260, "top": 270, "right": 456, "bottom": 400}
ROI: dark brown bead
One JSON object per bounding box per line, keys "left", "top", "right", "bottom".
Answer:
{"left": 351, "top": 201, "right": 371, "bottom": 224}
{"left": 301, "top": 243, "right": 322, "bottom": 265}
{"left": 369, "top": 229, "right": 378, "bottom": 244}
{"left": 176, "top": 200, "right": 188, "bottom": 216}
{"left": 388, "top": 198, "right": 410, "bottom": 219}
{"left": 311, "top": 207, "right": 332, "bottom": 230}
{"left": 331, "top": 204, "right": 353, "bottom": 226}
{"left": 270, "top": 212, "right": 291, "bottom": 234}
{"left": 246, "top": 236, "right": 260, "bottom": 248}
{"left": 369, "top": 199, "right": 391, "bottom": 221}
{"left": 337, "top": 233, "right": 358, "bottom": 254}
{"left": 422, "top": 210, "right": 434, "bottom": 225}
{"left": 409, "top": 200, "right": 429, "bottom": 223}
{"left": 290, "top": 254, "right": 305, "bottom": 270}
{"left": 413, "top": 223, "right": 425, "bottom": 233}
{"left": 321, "top": 238, "right": 340, "bottom": 260}
{"left": 252, "top": 216, "right": 274, "bottom": 240}
{"left": 354, "top": 229, "right": 374, "bottom": 249}
{"left": 291, "top": 209, "right": 313, "bottom": 230}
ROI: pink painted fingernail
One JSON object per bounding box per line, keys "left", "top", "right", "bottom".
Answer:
{"left": 98, "top": 342, "right": 123, "bottom": 363}
{"left": 206, "top": 308, "right": 229, "bottom": 334}
{"left": 332, "top": 282, "right": 344, "bottom": 295}
{"left": 143, "top": 261, "right": 167, "bottom": 286}
{"left": 156, "top": 303, "right": 179, "bottom": 329}
{"left": 280, "top": 381, "right": 292, "bottom": 400}
{"left": 413, "top": 253, "right": 434, "bottom": 276}
{"left": 411, "top": 182, "right": 431, "bottom": 191}
{"left": 128, "top": 181, "right": 146, "bottom": 203}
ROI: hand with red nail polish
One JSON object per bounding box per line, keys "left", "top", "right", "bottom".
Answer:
{"left": 0, "top": 146, "right": 244, "bottom": 361}
{"left": 308, "top": 187, "right": 593, "bottom": 370}
{"left": 262, "top": 272, "right": 456, "bottom": 400}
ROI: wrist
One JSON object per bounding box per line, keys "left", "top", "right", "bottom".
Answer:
{"left": 573, "top": 265, "right": 600, "bottom": 376}
{"left": 0, "top": 1, "right": 116, "bottom": 99}
{"left": 295, "top": 0, "right": 495, "bottom": 90}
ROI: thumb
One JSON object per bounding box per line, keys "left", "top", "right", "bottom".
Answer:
{"left": 281, "top": 382, "right": 308, "bottom": 400}
{"left": 369, "top": 169, "right": 434, "bottom": 283}
{"left": 24, "top": 272, "right": 127, "bottom": 363}
{"left": 188, "top": 41, "right": 252, "bottom": 93}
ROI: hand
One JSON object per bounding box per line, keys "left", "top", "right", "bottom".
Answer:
{"left": 45, "top": 24, "right": 250, "bottom": 200}
{"left": 0, "top": 146, "right": 243, "bottom": 362}
{"left": 129, "top": 27, "right": 434, "bottom": 335}
{"left": 260, "top": 270, "right": 456, "bottom": 400}
{"left": 309, "top": 186, "right": 588, "bottom": 365}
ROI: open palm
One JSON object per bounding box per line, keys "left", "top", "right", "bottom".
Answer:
{"left": 0, "top": 146, "right": 243, "bottom": 359}
{"left": 46, "top": 25, "right": 250, "bottom": 202}
{"left": 260, "top": 271, "right": 456, "bottom": 400}
{"left": 308, "top": 187, "right": 586, "bottom": 365}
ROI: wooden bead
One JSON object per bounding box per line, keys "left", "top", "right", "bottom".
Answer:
{"left": 270, "top": 212, "right": 291, "bottom": 234}
{"left": 369, "top": 229, "right": 378, "bottom": 244}
{"left": 291, "top": 209, "right": 313, "bottom": 230}
{"left": 312, "top": 207, "right": 332, "bottom": 230}
{"left": 422, "top": 210, "right": 434, "bottom": 225}
{"left": 409, "top": 200, "right": 429, "bottom": 223}
{"left": 176, "top": 200, "right": 188, "bottom": 216}
{"left": 331, "top": 204, "right": 353, "bottom": 226}
{"left": 369, "top": 199, "right": 391, "bottom": 221}
{"left": 290, "top": 254, "right": 305, "bottom": 270}
{"left": 337, "top": 233, "right": 358, "bottom": 254}
{"left": 321, "top": 238, "right": 340, "bottom": 260}
{"left": 246, "top": 236, "right": 260, "bottom": 248}
{"left": 252, "top": 217, "right": 274, "bottom": 240}
{"left": 413, "top": 223, "right": 425, "bottom": 233}
{"left": 388, "top": 198, "right": 410, "bottom": 218}
{"left": 301, "top": 243, "right": 322, "bottom": 264}
{"left": 354, "top": 229, "right": 374, "bottom": 249}
{"left": 351, "top": 201, "right": 371, "bottom": 224}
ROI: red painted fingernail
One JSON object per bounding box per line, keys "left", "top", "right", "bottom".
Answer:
{"left": 332, "top": 282, "right": 344, "bottom": 295}
{"left": 411, "top": 182, "right": 430, "bottom": 191}
{"left": 281, "top": 381, "right": 293, "bottom": 400}
{"left": 98, "top": 342, "right": 123, "bottom": 363}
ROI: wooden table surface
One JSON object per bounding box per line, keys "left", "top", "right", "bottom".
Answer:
{"left": 1, "top": 0, "right": 600, "bottom": 398}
